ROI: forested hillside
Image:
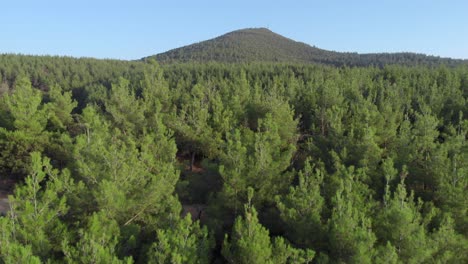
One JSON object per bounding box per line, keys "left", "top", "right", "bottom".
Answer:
{"left": 148, "top": 28, "right": 468, "bottom": 67}
{"left": 0, "top": 54, "right": 467, "bottom": 263}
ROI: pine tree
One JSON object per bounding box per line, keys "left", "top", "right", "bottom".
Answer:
{"left": 435, "top": 124, "right": 467, "bottom": 235}
{"left": 1, "top": 152, "right": 70, "bottom": 261}
{"left": 218, "top": 129, "right": 248, "bottom": 214}
{"left": 148, "top": 215, "right": 214, "bottom": 264}
{"left": 222, "top": 188, "right": 314, "bottom": 264}
{"left": 168, "top": 83, "right": 219, "bottom": 170}
{"left": 0, "top": 77, "right": 48, "bottom": 178}
{"left": 327, "top": 179, "right": 376, "bottom": 263}
{"left": 3, "top": 76, "right": 46, "bottom": 133}
{"left": 72, "top": 106, "right": 180, "bottom": 228}
{"left": 64, "top": 212, "right": 133, "bottom": 263}
{"left": 430, "top": 215, "right": 468, "bottom": 263}
{"left": 105, "top": 77, "right": 146, "bottom": 136}
{"left": 276, "top": 158, "right": 325, "bottom": 248}
{"left": 45, "top": 84, "right": 77, "bottom": 131}
{"left": 407, "top": 111, "right": 440, "bottom": 196}
{"left": 222, "top": 188, "right": 273, "bottom": 264}
{"left": 217, "top": 112, "right": 296, "bottom": 217}
{"left": 140, "top": 59, "right": 171, "bottom": 114}
{"left": 373, "top": 242, "right": 399, "bottom": 264}
{"left": 375, "top": 177, "right": 433, "bottom": 263}
{"left": 0, "top": 218, "right": 42, "bottom": 264}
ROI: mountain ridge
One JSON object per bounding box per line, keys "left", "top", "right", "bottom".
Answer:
{"left": 145, "top": 28, "right": 467, "bottom": 67}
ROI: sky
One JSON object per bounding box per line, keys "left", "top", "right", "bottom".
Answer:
{"left": 1, "top": 0, "right": 468, "bottom": 60}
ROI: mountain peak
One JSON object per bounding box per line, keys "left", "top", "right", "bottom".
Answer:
{"left": 232, "top": 27, "right": 272, "bottom": 32}
{"left": 227, "top": 27, "right": 274, "bottom": 35}
{"left": 146, "top": 27, "right": 321, "bottom": 64}
{"left": 145, "top": 28, "right": 467, "bottom": 67}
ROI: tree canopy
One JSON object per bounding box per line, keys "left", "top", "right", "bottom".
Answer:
{"left": 0, "top": 54, "right": 466, "bottom": 263}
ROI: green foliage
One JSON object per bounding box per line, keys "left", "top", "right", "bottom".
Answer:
{"left": 63, "top": 212, "right": 133, "bottom": 264}
{"left": 148, "top": 215, "right": 214, "bottom": 264}
{"left": 105, "top": 77, "right": 146, "bottom": 135}
{"left": 218, "top": 129, "right": 248, "bottom": 214}
{"left": 272, "top": 237, "right": 315, "bottom": 264}
{"left": 375, "top": 178, "right": 433, "bottom": 263}
{"left": 0, "top": 54, "right": 467, "bottom": 262}
{"left": 72, "top": 105, "right": 180, "bottom": 228}
{"left": 45, "top": 84, "right": 77, "bottom": 131}
{"left": 435, "top": 125, "right": 468, "bottom": 235}
{"left": 430, "top": 215, "right": 468, "bottom": 263}
{"left": 0, "top": 77, "right": 48, "bottom": 178}
{"left": 222, "top": 188, "right": 314, "bottom": 264}
{"left": 222, "top": 190, "right": 273, "bottom": 264}
{"left": 1, "top": 152, "right": 70, "bottom": 261}
{"left": 3, "top": 77, "right": 46, "bottom": 133}
{"left": 0, "top": 219, "right": 42, "bottom": 264}
{"left": 276, "top": 158, "right": 325, "bottom": 248}
{"left": 373, "top": 242, "right": 399, "bottom": 264}
{"left": 169, "top": 82, "right": 220, "bottom": 161}
{"left": 218, "top": 112, "right": 296, "bottom": 213}
{"left": 327, "top": 179, "right": 376, "bottom": 263}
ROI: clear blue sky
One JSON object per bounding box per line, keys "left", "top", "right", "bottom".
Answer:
{"left": 2, "top": 0, "right": 468, "bottom": 60}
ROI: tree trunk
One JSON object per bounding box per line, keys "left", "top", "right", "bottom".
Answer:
{"left": 190, "top": 151, "right": 195, "bottom": 172}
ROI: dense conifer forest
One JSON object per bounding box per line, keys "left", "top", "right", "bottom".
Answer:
{"left": 0, "top": 51, "right": 467, "bottom": 263}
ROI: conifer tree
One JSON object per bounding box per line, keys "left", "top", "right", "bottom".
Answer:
{"left": 105, "top": 77, "right": 146, "bottom": 136}
{"left": 222, "top": 188, "right": 314, "bottom": 264}
{"left": 72, "top": 106, "right": 180, "bottom": 229}
{"left": 0, "top": 77, "right": 48, "bottom": 178}
{"left": 276, "top": 158, "right": 325, "bottom": 248}
{"left": 430, "top": 215, "right": 468, "bottom": 263}
{"left": 64, "top": 212, "right": 133, "bottom": 263}
{"left": 327, "top": 179, "right": 376, "bottom": 263}
{"left": 1, "top": 152, "right": 70, "bottom": 261}
{"left": 222, "top": 188, "right": 273, "bottom": 264}
{"left": 375, "top": 177, "right": 433, "bottom": 263}
{"left": 148, "top": 215, "right": 214, "bottom": 264}
{"left": 218, "top": 113, "right": 296, "bottom": 212}
{"left": 3, "top": 76, "right": 46, "bottom": 133}
{"left": 435, "top": 124, "right": 467, "bottom": 235}
{"left": 45, "top": 84, "right": 77, "bottom": 131}
{"left": 0, "top": 218, "right": 42, "bottom": 264}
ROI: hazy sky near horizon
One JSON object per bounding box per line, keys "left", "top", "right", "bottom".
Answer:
{"left": 2, "top": 0, "right": 467, "bottom": 60}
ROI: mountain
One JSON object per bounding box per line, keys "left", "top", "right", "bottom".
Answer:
{"left": 145, "top": 28, "right": 467, "bottom": 67}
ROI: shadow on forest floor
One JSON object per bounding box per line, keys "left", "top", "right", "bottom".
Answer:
{"left": 0, "top": 179, "right": 14, "bottom": 215}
